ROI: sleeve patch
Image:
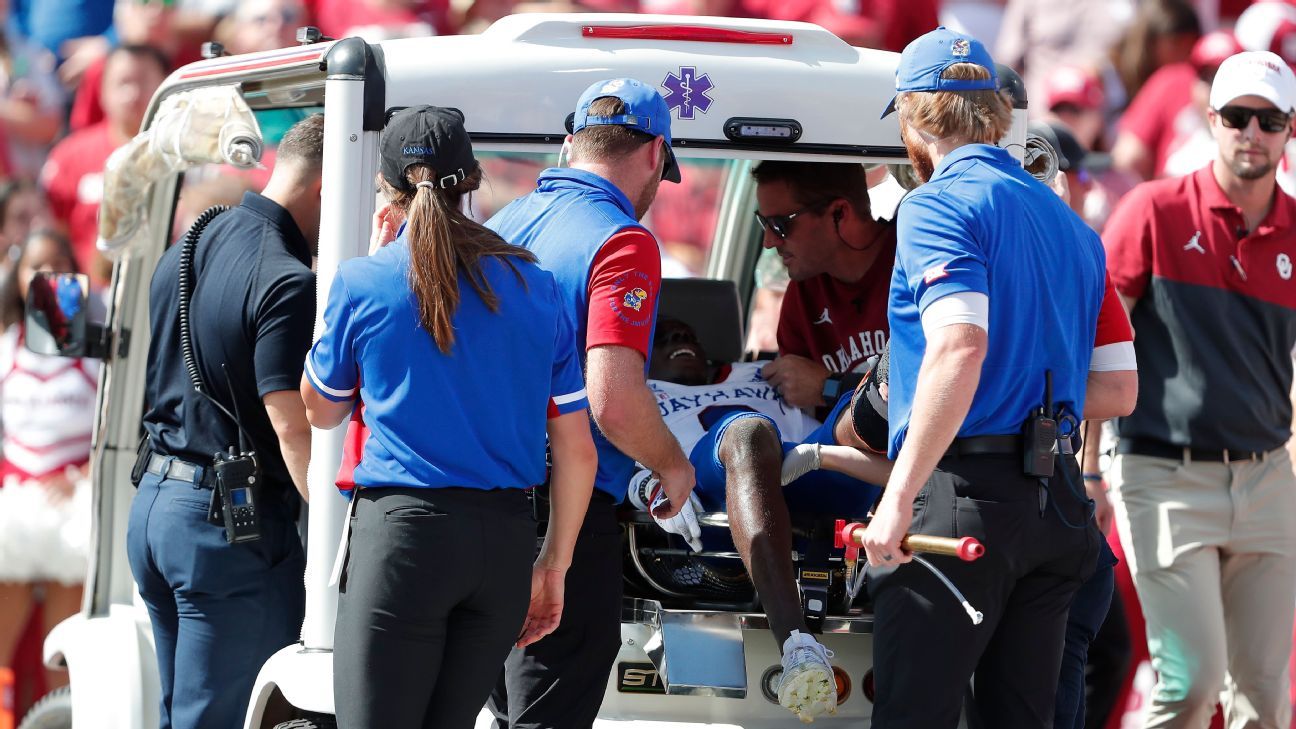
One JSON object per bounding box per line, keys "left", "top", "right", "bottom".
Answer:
{"left": 607, "top": 271, "right": 656, "bottom": 327}
{"left": 923, "top": 263, "right": 949, "bottom": 284}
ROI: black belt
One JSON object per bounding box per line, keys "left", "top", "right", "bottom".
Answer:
{"left": 1117, "top": 437, "right": 1267, "bottom": 464}
{"left": 145, "top": 452, "right": 217, "bottom": 488}
{"left": 944, "top": 435, "right": 1020, "bottom": 458}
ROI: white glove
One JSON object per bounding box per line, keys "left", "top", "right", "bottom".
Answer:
{"left": 780, "top": 443, "right": 822, "bottom": 486}
{"left": 648, "top": 480, "right": 704, "bottom": 553}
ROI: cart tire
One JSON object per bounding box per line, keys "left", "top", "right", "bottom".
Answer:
{"left": 17, "top": 686, "right": 72, "bottom": 729}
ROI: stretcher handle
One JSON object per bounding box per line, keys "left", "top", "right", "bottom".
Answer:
{"left": 834, "top": 520, "right": 985, "bottom": 562}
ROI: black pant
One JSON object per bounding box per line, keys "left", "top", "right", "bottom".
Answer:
{"left": 333, "top": 487, "right": 536, "bottom": 729}
{"left": 1085, "top": 587, "right": 1131, "bottom": 729}
{"left": 488, "top": 494, "right": 622, "bottom": 729}
{"left": 868, "top": 454, "right": 1100, "bottom": 728}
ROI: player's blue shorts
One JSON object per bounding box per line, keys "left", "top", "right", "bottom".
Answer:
{"left": 688, "top": 393, "right": 881, "bottom": 519}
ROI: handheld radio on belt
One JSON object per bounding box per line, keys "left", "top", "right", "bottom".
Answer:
{"left": 178, "top": 205, "right": 263, "bottom": 544}
{"left": 1022, "top": 370, "right": 1058, "bottom": 478}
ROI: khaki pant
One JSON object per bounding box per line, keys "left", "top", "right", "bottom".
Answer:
{"left": 1110, "top": 449, "right": 1296, "bottom": 729}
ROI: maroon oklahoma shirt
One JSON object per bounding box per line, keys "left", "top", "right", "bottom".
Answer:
{"left": 776, "top": 226, "right": 896, "bottom": 374}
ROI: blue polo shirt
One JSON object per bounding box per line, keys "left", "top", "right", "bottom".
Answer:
{"left": 305, "top": 236, "right": 587, "bottom": 491}
{"left": 887, "top": 144, "right": 1105, "bottom": 458}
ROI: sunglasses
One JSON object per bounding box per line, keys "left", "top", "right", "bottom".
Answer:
{"left": 1216, "top": 106, "right": 1293, "bottom": 134}
{"left": 755, "top": 209, "right": 810, "bottom": 240}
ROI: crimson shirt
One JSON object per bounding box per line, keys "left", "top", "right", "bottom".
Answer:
{"left": 1116, "top": 63, "right": 1197, "bottom": 179}
{"left": 776, "top": 226, "right": 896, "bottom": 374}
{"left": 40, "top": 122, "right": 117, "bottom": 282}
{"left": 1104, "top": 164, "right": 1296, "bottom": 451}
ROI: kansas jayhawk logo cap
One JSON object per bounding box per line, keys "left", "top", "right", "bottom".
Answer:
{"left": 881, "top": 27, "right": 999, "bottom": 118}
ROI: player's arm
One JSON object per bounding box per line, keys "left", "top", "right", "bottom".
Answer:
{"left": 585, "top": 230, "right": 694, "bottom": 517}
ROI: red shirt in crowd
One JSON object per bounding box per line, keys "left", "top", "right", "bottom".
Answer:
{"left": 1116, "top": 63, "right": 1198, "bottom": 179}
{"left": 305, "top": 0, "right": 453, "bottom": 39}
{"left": 776, "top": 226, "right": 896, "bottom": 374}
{"left": 40, "top": 121, "right": 117, "bottom": 281}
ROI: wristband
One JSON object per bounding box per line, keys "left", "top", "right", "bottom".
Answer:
{"left": 1082, "top": 473, "right": 1103, "bottom": 483}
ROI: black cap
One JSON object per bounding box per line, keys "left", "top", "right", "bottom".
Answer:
{"left": 380, "top": 105, "right": 477, "bottom": 192}
{"left": 1046, "top": 121, "right": 1088, "bottom": 172}
{"left": 1028, "top": 120, "right": 1088, "bottom": 172}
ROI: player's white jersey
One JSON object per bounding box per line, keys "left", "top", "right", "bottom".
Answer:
{"left": 649, "top": 362, "right": 819, "bottom": 456}
{"left": 0, "top": 325, "right": 98, "bottom": 482}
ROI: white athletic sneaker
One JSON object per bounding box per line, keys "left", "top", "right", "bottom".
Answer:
{"left": 777, "top": 630, "right": 837, "bottom": 723}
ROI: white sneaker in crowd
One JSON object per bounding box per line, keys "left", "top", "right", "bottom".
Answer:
{"left": 777, "top": 629, "right": 837, "bottom": 723}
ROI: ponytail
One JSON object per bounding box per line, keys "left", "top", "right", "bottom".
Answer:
{"left": 383, "top": 165, "right": 537, "bottom": 353}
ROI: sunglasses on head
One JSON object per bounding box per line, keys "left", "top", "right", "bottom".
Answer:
{"left": 1216, "top": 106, "right": 1293, "bottom": 133}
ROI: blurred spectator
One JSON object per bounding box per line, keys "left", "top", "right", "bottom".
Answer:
{"left": 305, "top": 0, "right": 453, "bottom": 41}
{"left": 1040, "top": 65, "right": 1108, "bottom": 150}
{"left": 1111, "top": 29, "right": 1241, "bottom": 181}
{"left": 810, "top": 10, "right": 881, "bottom": 48}
{"left": 996, "top": 0, "right": 1134, "bottom": 113}
{"left": 213, "top": 0, "right": 303, "bottom": 54}
{"left": 0, "top": 0, "right": 65, "bottom": 179}
{"left": 1109, "top": 0, "right": 1201, "bottom": 103}
{"left": 1234, "top": 0, "right": 1296, "bottom": 68}
{"left": 940, "top": 0, "right": 1007, "bottom": 52}
{"left": 66, "top": 0, "right": 202, "bottom": 132}
{"left": 453, "top": 0, "right": 517, "bottom": 33}
{"left": 0, "top": 180, "right": 49, "bottom": 274}
{"left": 0, "top": 229, "right": 97, "bottom": 699}
{"left": 41, "top": 44, "right": 168, "bottom": 283}
{"left": 858, "top": 0, "right": 940, "bottom": 52}
{"left": 8, "top": 0, "right": 113, "bottom": 62}
{"left": 638, "top": 0, "right": 736, "bottom": 12}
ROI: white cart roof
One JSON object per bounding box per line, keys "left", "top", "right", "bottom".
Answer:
{"left": 157, "top": 13, "right": 906, "bottom": 162}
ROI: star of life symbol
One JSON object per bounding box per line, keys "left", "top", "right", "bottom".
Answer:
{"left": 662, "top": 67, "right": 715, "bottom": 121}
{"left": 1184, "top": 231, "right": 1205, "bottom": 254}
{"left": 815, "top": 308, "right": 833, "bottom": 326}
{"left": 1278, "top": 253, "right": 1292, "bottom": 280}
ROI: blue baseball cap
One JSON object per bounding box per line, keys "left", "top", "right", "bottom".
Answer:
{"left": 881, "top": 27, "right": 999, "bottom": 119}
{"left": 573, "top": 77, "right": 681, "bottom": 183}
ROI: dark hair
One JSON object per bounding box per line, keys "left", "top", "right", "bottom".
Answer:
{"left": 1, "top": 229, "right": 79, "bottom": 329}
{"left": 570, "top": 96, "right": 659, "bottom": 163}
{"left": 1113, "top": 0, "right": 1200, "bottom": 98}
{"left": 0, "top": 179, "right": 36, "bottom": 232}
{"left": 751, "top": 161, "right": 872, "bottom": 220}
{"left": 277, "top": 113, "right": 326, "bottom": 175}
{"left": 106, "top": 43, "right": 172, "bottom": 78}
{"left": 379, "top": 165, "right": 537, "bottom": 353}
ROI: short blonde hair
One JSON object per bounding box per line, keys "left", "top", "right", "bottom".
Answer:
{"left": 896, "top": 63, "right": 1013, "bottom": 146}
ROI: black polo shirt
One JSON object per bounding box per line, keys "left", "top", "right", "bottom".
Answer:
{"left": 143, "top": 192, "right": 315, "bottom": 491}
